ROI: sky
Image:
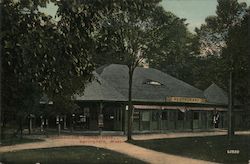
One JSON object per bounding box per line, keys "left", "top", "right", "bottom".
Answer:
{"left": 41, "top": 0, "right": 250, "bottom": 32}
{"left": 161, "top": 0, "right": 250, "bottom": 32}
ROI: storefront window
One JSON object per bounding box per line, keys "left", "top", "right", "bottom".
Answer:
{"left": 194, "top": 112, "right": 199, "bottom": 120}
{"left": 142, "top": 111, "right": 150, "bottom": 121}
{"left": 178, "top": 111, "right": 184, "bottom": 120}
{"left": 152, "top": 111, "right": 158, "bottom": 121}
{"left": 162, "top": 111, "right": 168, "bottom": 120}
{"left": 169, "top": 111, "right": 175, "bottom": 121}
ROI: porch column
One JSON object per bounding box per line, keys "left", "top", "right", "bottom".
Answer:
{"left": 167, "top": 110, "right": 170, "bottom": 130}
{"left": 174, "top": 110, "right": 177, "bottom": 130}
{"left": 119, "top": 106, "right": 125, "bottom": 131}
{"left": 29, "top": 117, "right": 32, "bottom": 134}
{"left": 63, "top": 115, "right": 67, "bottom": 129}
{"left": 183, "top": 111, "right": 186, "bottom": 129}
{"left": 206, "top": 111, "right": 209, "bottom": 129}
{"left": 99, "top": 102, "right": 104, "bottom": 135}
{"left": 123, "top": 105, "right": 128, "bottom": 134}
{"left": 159, "top": 110, "right": 162, "bottom": 131}
{"left": 191, "top": 111, "right": 194, "bottom": 131}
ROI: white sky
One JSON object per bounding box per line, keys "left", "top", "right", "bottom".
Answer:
{"left": 161, "top": 0, "right": 250, "bottom": 31}
{"left": 41, "top": 0, "right": 250, "bottom": 32}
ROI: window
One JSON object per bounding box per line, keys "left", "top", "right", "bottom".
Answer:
{"left": 169, "top": 111, "right": 175, "bottom": 121}
{"left": 162, "top": 111, "right": 168, "bottom": 120}
{"left": 194, "top": 112, "right": 199, "bottom": 120}
{"left": 152, "top": 111, "right": 159, "bottom": 121}
{"left": 133, "top": 111, "right": 140, "bottom": 120}
{"left": 144, "top": 80, "right": 163, "bottom": 86}
{"left": 84, "top": 108, "right": 90, "bottom": 117}
{"left": 142, "top": 111, "right": 150, "bottom": 121}
{"left": 178, "top": 111, "right": 184, "bottom": 120}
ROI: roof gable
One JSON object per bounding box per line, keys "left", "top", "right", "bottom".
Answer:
{"left": 204, "top": 83, "right": 228, "bottom": 105}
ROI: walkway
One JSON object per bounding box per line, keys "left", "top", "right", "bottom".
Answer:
{"left": 1, "top": 131, "right": 249, "bottom": 164}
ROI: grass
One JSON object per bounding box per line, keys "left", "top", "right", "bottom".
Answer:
{"left": 129, "top": 135, "right": 250, "bottom": 164}
{"left": 0, "top": 146, "right": 146, "bottom": 164}
{"left": 1, "top": 135, "right": 44, "bottom": 146}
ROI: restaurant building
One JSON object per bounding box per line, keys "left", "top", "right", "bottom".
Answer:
{"left": 70, "top": 64, "right": 237, "bottom": 133}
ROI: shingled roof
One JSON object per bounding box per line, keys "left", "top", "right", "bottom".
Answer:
{"left": 76, "top": 64, "right": 205, "bottom": 103}
{"left": 204, "top": 83, "right": 228, "bottom": 105}
{"left": 204, "top": 83, "right": 241, "bottom": 106}
{"left": 74, "top": 72, "right": 126, "bottom": 102}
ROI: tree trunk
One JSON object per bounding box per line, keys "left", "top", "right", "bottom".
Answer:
{"left": 0, "top": 109, "right": 2, "bottom": 144}
{"left": 127, "top": 67, "right": 134, "bottom": 141}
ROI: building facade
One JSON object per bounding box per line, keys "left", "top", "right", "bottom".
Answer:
{"left": 70, "top": 64, "right": 233, "bottom": 133}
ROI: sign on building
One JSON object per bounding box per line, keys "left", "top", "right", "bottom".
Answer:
{"left": 166, "top": 96, "right": 207, "bottom": 103}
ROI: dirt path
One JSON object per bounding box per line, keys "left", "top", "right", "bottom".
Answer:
{"left": 1, "top": 131, "right": 249, "bottom": 164}
{"left": 0, "top": 136, "right": 214, "bottom": 164}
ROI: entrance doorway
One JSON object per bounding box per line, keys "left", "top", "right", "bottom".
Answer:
{"left": 103, "top": 107, "right": 115, "bottom": 130}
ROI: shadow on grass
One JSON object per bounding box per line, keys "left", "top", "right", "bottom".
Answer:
{"left": 0, "top": 146, "right": 146, "bottom": 164}
{"left": 129, "top": 135, "right": 250, "bottom": 164}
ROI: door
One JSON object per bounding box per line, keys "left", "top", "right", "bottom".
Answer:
{"left": 103, "top": 107, "right": 115, "bottom": 130}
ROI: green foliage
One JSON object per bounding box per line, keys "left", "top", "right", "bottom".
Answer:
{"left": 88, "top": 0, "right": 162, "bottom": 140}
{"left": 146, "top": 9, "right": 200, "bottom": 84}
{"left": 197, "top": 0, "right": 248, "bottom": 56}
{"left": 93, "top": 0, "right": 162, "bottom": 69}
{"left": 1, "top": 0, "right": 95, "bottom": 118}
{"left": 193, "top": 1, "right": 250, "bottom": 105}
{"left": 221, "top": 11, "right": 250, "bottom": 104}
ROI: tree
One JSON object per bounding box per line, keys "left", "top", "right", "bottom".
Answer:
{"left": 195, "top": 1, "right": 250, "bottom": 137}
{"left": 93, "top": 0, "right": 162, "bottom": 140}
{"left": 197, "top": 0, "right": 248, "bottom": 56}
{"left": 191, "top": 0, "right": 249, "bottom": 91}
{"left": 1, "top": 0, "right": 96, "bottom": 139}
{"left": 145, "top": 8, "right": 201, "bottom": 85}
{"left": 221, "top": 9, "right": 250, "bottom": 105}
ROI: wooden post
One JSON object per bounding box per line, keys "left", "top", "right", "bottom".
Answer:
{"left": 206, "top": 111, "right": 208, "bottom": 129}
{"left": 63, "top": 115, "right": 67, "bottom": 129}
{"left": 139, "top": 111, "right": 141, "bottom": 131}
{"left": 228, "top": 71, "right": 234, "bottom": 142}
{"left": 167, "top": 110, "right": 170, "bottom": 130}
{"left": 174, "top": 110, "right": 177, "bottom": 130}
{"left": 58, "top": 123, "right": 61, "bottom": 136}
{"left": 122, "top": 105, "right": 126, "bottom": 133}
{"left": 160, "top": 110, "right": 162, "bottom": 132}
{"left": 56, "top": 115, "right": 60, "bottom": 136}
{"left": 149, "top": 111, "right": 152, "bottom": 131}
{"left": 99, "top": 102, "right": 103, "bottom": 135}
{"left": 183, "top": 111, "right": 185, "bottom": 129}
{"left": 40, "top": 116, "right": 44, "bottom": 132}
{"left": 29, "top": 117, "right": 32, "bottom": 134}
{"left": 71, "top": 113, "right": 75, "bottom": 133}
{"left": 191, "top": 111, "right": 194, "bottom": 131}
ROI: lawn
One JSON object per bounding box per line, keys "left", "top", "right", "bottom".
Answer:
{"left": 1, "top": 136, "right": 44, "bottom": 146}
{"left": 0, "top": 146, "right": 146, "bottom": 164}
{"left": 129, "top": 135, "right": 250, "bottom": 164}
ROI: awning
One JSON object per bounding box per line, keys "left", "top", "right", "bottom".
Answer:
{"left": 133, "top": 105, "right": 227, "bottom": 111}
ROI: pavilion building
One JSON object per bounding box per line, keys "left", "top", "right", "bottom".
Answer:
{"left": 71, "top": 64, "right": 236, "bottom": 133}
